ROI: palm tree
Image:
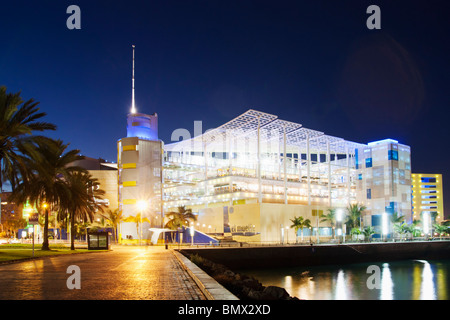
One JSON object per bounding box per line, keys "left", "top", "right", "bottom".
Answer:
{"left": 61, "top": 171, "right": 107, "bottom": 250}
{"left": 390, "top": 212, "right": 405, "bottom": 224}
{"left": 393, "top": 223, "right": 409, "bottom": 241}
{"left": 390, "top": 212, "right": 405, "bottom": 239}
{"left": 165, "top": 206, "right": 197, "bottom": 230}
{"left": 0, "top": 86, "right": 56, "bottom": 192}
{"left": 350, "top": 227, "right": 362, "bottom": 241}
{"left": 101, "top": 208, "right": 123, "bottom": 243}
{"left": 164, "top": 206, "right": 197, "bottom": 243}
{"left": 345, "top": 203, "right": 366, "bottom": 231}
{"left": 290, "top": 216, "right": 312, "bottom": 243}
{"left": 321, "top": 208, "right": 336, "bottom": 239}
{"left": 405, "top": 219, "right": 421, "bottom": 240}
{"left": 4, "top": 218, "right": 27, "bottom": 238}
{"left": 10, "top": 139, "right": 85, "bottom": 250}
{"left": 433, "top": 224, "right": 448, "bottom": 239}
{"left": 362, "top": 226, "right": 377, "bottom": 242}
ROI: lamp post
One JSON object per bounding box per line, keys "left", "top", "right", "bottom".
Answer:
{"left": 286, "top": 226, "right": 289, "bottom": 244}
{"left": 382, "top": 212, "right": 389, "bottom": 242}
{"left": 336, "top": 209, "right": 343, "bottom": 244}
{"left": 190, "top": 222, "right": 194, "bottom": 246}
{"left": 137, "top": 200, "right": 148, "bottom": 246}
{"left": 423, "top": 212, "right": 430, "bottom": 240}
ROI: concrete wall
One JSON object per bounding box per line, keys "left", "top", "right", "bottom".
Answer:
{"left": 180, "top": 241, "right": 450, "bottom": 269}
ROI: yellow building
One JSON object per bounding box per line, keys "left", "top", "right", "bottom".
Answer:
{"left": 412, "top": 173, "right": 444, "bottom": 224}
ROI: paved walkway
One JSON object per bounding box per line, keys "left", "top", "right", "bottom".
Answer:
{"left": 0, "top": 246, "right": 206, "bottom": 300}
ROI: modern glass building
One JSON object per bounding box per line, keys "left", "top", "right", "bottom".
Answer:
{"left": 160, "top": 110, "right": 412, "bottom": 243}
{"left": 412, "top": 173, "right": 444, "bottom": 225}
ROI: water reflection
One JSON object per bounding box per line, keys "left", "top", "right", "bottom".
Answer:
{"left": 335, "top": 270, "right": 348, "bottom": 300}
{"left": 238, "top": 259, "right": 450, "bottom": 300}
{"left": 418, "top": 261, "right": 436, "bottom": 300}
{"left": 381, "top": 263, "right": 393, "bottom": 300}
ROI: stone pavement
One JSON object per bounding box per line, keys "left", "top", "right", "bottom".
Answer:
{"left": 0, "top": 245, "right": 206, "bottom": 300}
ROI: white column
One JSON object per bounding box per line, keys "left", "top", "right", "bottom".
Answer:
{"left": 204, "top": 141, "right": 208, "bottom": 208}
{"left": 298, "top": 146, "right": 302, "bottom": 183}
{"left": 347, "top": 146, "right": 351, "bottom": 206}
{"left": 257, "top": 116, "right": 262, "bottom": 203}
{"left": 283, "top": 125, "right": 288, "bottom": 205}
{"left": 229, "top": 135, "right": 233, "bottom": 206}
{"left": 327, "top": 140, "right": 332, "bottom": 207}
{"left": 307, "top": 133, "right": 311, "bottom": 206}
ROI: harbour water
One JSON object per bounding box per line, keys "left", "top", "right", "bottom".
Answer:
{"left": 238, "top": 259, "right": 450, "bottom": 300}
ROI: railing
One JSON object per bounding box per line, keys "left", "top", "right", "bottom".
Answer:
{"left": 161, "top": 236, "right": 450, "bottom": 249}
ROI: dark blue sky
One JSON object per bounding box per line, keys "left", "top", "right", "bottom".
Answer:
{"left": 1, "top": 1, "right": 449, "bottom": 217}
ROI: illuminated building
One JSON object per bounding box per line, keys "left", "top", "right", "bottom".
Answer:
{"left": 162, "top": 110, "right": 412, "bottom": 242}
{"left": 70, "top": 156, "right": 119, "bottom": 212}
{"left": 117, "top": 45, "right": 164, "bottom": 243}
{"left": 115, "top": 47, "right": 413, "bottom": 243}
{"left": 412, "top": 173, "right": 444, "bottom": 224}
{"left": 355, "top": 139, "right": 413, "bottom": 235}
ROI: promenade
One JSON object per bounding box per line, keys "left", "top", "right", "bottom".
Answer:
{"left": 0, "top": 246, "right": 206, "bottom": 300}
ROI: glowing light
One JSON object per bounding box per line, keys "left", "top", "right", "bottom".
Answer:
{"left": 382, "top": 212, "right": 389, "bottom": 235}
{"left": 131, "top": 44, "right": 136, "bottom": 114}
{"left": 335, "top": 270, "right": 347, "bottom": 300}
{"left": 336, "top": 209, "right": 343, "bottom": 222}
{"left": 380, "top": 263, "right": 394, "bottom": 300}
{"left": 423, "top": 212, "right": 430, "bottom": 235}
{"left": 137, "top": 200, "right": 147, "bottom": 211}
{"left": 420, "top": 261, "right": 436, "bottom": 300}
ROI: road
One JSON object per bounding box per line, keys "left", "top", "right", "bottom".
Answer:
{"left": 0, "top": 246, "right": 206, "bottom": 300}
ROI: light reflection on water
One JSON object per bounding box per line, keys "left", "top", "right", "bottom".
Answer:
{"left": 237, "top": 259, "right": 450, "bottom": 300}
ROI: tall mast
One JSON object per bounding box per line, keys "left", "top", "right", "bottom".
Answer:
{"left": 131, "top": 44, "right": 136, "bottom": 114}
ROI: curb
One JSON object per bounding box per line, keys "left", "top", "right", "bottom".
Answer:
{"left": 0, "top": 249, "right": 111, "bottom": 265}
{"left": 171, "top": 249, "right": 239, "bottom": 300}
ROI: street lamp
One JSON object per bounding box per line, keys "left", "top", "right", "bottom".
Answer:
{"left": 336, "top": 209, "right": 343, "bottom": 244}
{"left": 137, "top": 200, "right": 148, "bottom": 245}
{"left": 382, "top": 212, "right": 389, "bottom": 241}
{"left": 423, "top": 212, "right": 430, "bottom": 240}
{"left": 190, "top": 222, "right": 195, "bottom": 246}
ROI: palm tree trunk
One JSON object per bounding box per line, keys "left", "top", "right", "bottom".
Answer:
{"left": 70, "top": 212, "right": 76, "bottom": 250}
{"left": 42, "top": 208, "right": 50, "bottom": 250}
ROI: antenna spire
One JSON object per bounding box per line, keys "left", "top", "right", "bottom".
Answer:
{"left": 131, "top": 45, "right": 136, "bottom": 114}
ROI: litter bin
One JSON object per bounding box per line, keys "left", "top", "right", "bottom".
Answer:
{"left": 88, "top": 232, "right": 111, "bottom": 250}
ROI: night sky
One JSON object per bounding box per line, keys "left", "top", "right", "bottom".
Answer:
{"left": 1, "top": 1, "right": 449, "bottom": 218}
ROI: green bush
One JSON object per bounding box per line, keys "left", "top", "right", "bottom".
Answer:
{"left": 190, "top": 253, "right": 204, "bottom": 266}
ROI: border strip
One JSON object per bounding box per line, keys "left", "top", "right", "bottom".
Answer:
{"left": 171, "top": 250, "right": 239, "bottom": 300}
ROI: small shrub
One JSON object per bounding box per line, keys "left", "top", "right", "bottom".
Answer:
{"left": 190, "top": 253, "right": 205, "bottom": 266}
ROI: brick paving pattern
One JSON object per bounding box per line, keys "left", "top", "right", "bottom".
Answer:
{"left": 0, "top": 246, "right": 206, "bottom": 300}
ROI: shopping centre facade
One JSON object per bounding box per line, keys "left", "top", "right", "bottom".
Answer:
{"left": 117, "top": 109, "right": 413, "bottom": 243}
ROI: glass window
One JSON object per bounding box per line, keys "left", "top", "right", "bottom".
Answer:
{"left": 388, "top": 150, "right": 398, "bottom": 161}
